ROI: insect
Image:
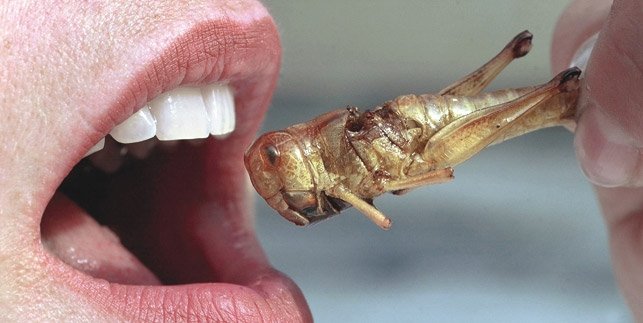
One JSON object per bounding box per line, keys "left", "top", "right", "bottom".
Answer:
{"left": 245, "top": 31, "right": 580, "bottom": 230}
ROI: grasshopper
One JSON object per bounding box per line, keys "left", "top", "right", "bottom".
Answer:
{"left": 245, "top": 31, "right": 580, "bottom": 230}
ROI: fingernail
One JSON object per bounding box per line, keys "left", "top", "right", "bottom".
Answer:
{"left": 574, "top": 102, "right": 640, "bottom": 187}
{"left": 569, "top": 32, "right": 599, "bottom": 71}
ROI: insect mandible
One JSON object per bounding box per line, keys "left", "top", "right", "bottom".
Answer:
{"left": 244, "top": 31, "right": 580, "bottom": 230}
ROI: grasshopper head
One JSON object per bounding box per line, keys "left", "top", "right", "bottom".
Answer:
{"left": 245, "top": 131, "right": 344, "bottom": 226}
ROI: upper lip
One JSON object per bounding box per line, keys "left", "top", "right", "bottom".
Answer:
{"left": 27, "top": 2, "right": 312, "bottom": 321}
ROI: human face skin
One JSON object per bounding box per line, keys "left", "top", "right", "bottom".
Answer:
{"left": 0, "top": 1, "right": 312, "bottom": 321}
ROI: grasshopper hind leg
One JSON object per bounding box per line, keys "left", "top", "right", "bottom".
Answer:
{"left": 439, "top": 31, "right": 533, "bottom": 96}
{"left": 425, "top": 67, "right": 581, "bottom": 169}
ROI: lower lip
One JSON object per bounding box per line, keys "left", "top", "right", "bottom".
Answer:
{"left": 61, "top": 263, "right": 309, "bottom": 321}
{"left": 44, "top": 139, "right": 312, "bottom": 321}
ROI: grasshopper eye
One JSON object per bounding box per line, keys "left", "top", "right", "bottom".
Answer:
{"left": 262, "top": 145, "right": 280, "bottom": 165}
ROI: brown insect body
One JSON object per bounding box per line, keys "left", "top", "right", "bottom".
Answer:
{"left": 245, "top": 31, "right": 580, "bottom": 230}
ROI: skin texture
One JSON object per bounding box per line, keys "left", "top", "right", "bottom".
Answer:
{"left": 552, "top": 0, "right": 643, "bottom": 319}
{"left": 0, "top": 1, "right": 312, "bottom": 321}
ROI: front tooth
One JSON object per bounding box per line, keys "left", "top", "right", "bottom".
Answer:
{"left": 202, "top": 84, "right": 236, "bottom": 136}
{"left": 149, "top": 87, "right": 211, "bottom": 141}
{"left": 83, "top": 138, "right": 105, "bottom": 157}
{"left": 109, "top": 105, "right": 156, "bottom": 144}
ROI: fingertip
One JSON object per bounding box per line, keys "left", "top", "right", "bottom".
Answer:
{"left": 574, "top": 102, "right": 642, "bottom": 187}
{"left": 553, "top": 0, "right": 643, "bottom": 188}
{"left": 550, "top": 0, "right": 611, "bottom": 73}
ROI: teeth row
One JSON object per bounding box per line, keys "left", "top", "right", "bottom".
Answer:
{"left": 84, "top": 83, "right": 235, "bottom": 157}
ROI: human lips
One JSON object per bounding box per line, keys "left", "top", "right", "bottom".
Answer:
{"left": 2, "top": 1, "right": 311, "bottom": 321}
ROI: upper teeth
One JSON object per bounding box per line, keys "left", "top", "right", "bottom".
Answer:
{"left": 109, "top": 106, "right": 157, "bottom": 144}
{"left": 84, "top": 83, "right": 235, "bottom": 157}
{"left": 150, "top": 87, "right": 212, "bottom": 141}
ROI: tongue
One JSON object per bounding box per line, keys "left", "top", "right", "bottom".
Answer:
{"left": 41, "top": 193, "right": 161, "bottom": 285}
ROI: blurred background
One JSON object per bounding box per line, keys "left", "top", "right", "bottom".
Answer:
{"left": 253, "top": 1, "right": 631, "bottom": 322}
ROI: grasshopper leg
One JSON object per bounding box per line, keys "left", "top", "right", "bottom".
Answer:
{"left": 384, "top": 167, "right": 454, "bottom": 193}
{"left": 328, "top": 185, "right": 392, "bottom": 230}
{"left": 439, "top": 31, "right": 533, "bottom": 96}
{"left": 425, "top": 67, "right": 581, "bottom": 169}
{"left": 327, "top": 168, "right": 455, "bottom": 229}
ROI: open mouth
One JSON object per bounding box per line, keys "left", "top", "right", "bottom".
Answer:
{"left": 22, "top": 2, "right": 312, "bottom": 321}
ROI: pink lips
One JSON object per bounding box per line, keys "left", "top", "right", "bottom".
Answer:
{"left": 6, "top": 1, "right": 313, "bottom": 321}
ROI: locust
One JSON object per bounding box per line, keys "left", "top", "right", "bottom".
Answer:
{"left": 244, "top": 31, "right": 580, "bottom": 230}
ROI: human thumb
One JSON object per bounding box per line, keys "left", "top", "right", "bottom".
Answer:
{"left": 553, "top": 0, "right": 643, "bottom": 187}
